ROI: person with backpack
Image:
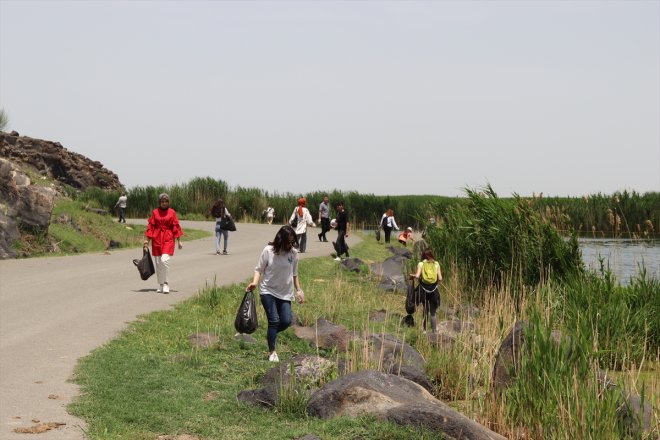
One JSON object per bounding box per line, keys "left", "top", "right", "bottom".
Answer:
{"left": 410, "top": 249, "right": 443, "bottom": 334}
{"left": 380, "top": 209, "right": 399, "bottom": 243}
{"left": 289, "top": 198, "right": 315, "bottom": 253}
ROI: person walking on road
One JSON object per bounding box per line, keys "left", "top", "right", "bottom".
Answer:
{"left": 265, "top": 206, "right": 274, "bottom": 225}
{"left": 380, "top": 209, "right": 399, "bottom": 244}
{"left": 246, "top": 225, "right": 304, "bottom": 362}
{"left": 317, "top": 195, "right": 330, "bottom": 242}
{"left": 115, "top": 192, "right": 127, "bottom": 223}
{"left": 211, "top": 199, "right": 232, "bottom": 255}
{"left": 333, "top": 201, "right": 350, "bottom": 260}
{"left": 144, "top": 193, "right": 182, "bottom": 294}
{"left": 289, "top": 198, "right": 315, "bottom": 253}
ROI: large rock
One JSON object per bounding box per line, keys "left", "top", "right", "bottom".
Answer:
{"left": 0, "top": 132, "right": 122, "bottom": 259}
{"left": 237, "top": 355, "right": 334, "bottom": 408}
{"left": 307, "top": 370, "right": 506, "bottom": 440}
{"left": 0, "top": 132, "right": 121, "bottom": 191}
{"left": 0, "top": 158, "right": 56, "bottom": 258}
{"left": 292, "top": 317, "right": 355, "bottom": 351}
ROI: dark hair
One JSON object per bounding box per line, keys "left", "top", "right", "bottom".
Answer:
{"left": 211, "top": 199, "right": 225, "bottom": 218}
{"left": 269, "top": 225, "right": 297, "bottom": 254}
{"left": 421, "top": 249, "right": 435, "bottom": 260}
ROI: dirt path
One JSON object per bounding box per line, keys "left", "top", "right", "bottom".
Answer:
{"left": 0, "top": 221, "right": 359, "bottom": 439}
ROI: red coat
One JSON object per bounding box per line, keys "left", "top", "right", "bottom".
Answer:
{"left": 146, "top": 208, "right": 182, "bottom": 256}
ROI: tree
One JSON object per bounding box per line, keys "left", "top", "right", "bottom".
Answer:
{"left": 0, "top": 109, "right": 8, "bottom": 131}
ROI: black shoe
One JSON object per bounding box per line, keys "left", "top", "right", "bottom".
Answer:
{"left": 323, "top": 239, "right": 328, "bottom": 242}
{"left": 318, "top": 233, "right": 322, "bottom": 242}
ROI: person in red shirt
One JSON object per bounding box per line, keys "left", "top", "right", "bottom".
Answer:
{"left": 144, "top": 193, "right": 183, "bottom": 294}
{"left": 398, "top": 227, "right": 414, "bottom": 246}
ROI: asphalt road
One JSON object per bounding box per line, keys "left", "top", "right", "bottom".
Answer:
{"left": 0, "top": 221, "right": 359, "bottom": 439}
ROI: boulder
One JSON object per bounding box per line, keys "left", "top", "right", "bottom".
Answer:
{"left": 0, "top": 158, "right": 56, "bottom": 258}
{"left": 307, "top": 370, "right": 506, "bottom": 440}
{"left": 340, "top": 257, "right": 364, "bottom": 273}
{"left": 292, "top": 317, "right": 355, "bottom": 351}
{"left": 238, "top": 355, "right": 334, "bottom": 408}
{"left": 366, "top": 334, "right": 432, "bottom": 391}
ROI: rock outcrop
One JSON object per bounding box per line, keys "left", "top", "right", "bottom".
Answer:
{"left": 0, "top": 158, "right": 56, "bottom": 258}
{"left": 0, "top": 131, "right": 122, "bottom": 258}
{"left": 1, "top": 131, "right": 121, "bottom": 191}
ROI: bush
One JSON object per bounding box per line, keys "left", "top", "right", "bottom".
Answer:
{"left": 424, "top": 185, "right": 583, "bottom": 302}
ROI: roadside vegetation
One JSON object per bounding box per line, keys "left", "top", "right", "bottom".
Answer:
{"left": 69, "top": 187, "right": 659, "bottom": 439}
{"left": 76, "top": 178, "right": 659, "bottom": 237}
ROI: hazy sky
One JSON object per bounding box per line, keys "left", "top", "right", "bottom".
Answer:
{"left": 1, "top": 0, "right": 658, "bottom": 197}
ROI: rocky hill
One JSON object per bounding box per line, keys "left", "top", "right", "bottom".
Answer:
{"left": 0, "top": 131, "right": 122, "bottom": 259}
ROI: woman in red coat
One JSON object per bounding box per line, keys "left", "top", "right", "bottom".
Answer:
{"left": 143, "top": 193, "right": 183, "bottom": 294}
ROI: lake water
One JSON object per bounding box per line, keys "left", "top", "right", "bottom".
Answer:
{"left": 579, "top": 238, "right": 660, "bottom": 283}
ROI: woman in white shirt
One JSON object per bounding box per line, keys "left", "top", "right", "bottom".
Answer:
{"left": 247, "top": 225, "right": 305, "bottom": 362}
{"left": 289, "top": 197, "right": 316, "bottom": 253}
{"left": 380, "top": 209, "right": 399, "bottom": 244}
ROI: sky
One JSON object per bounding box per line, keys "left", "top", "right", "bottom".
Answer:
{"left": 1, "top": 0, "right": 659, "bottom": 197}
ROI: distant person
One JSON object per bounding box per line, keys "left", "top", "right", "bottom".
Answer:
{"left": 114, "top": 192, "right": 127, "bottom": 223}
{"left": 333, "top": 201, "right": 350, "bottom": 260}
{"left": 380, "top": 209, "right": 399, "bottom": 243}
{"left": 289, "top": 198, "right": 315, "bottom": 253}
{"left": 246, "top": 225, "right": 305, "bottom": 362}
{"left": 410, "top": 248, "right": 442, "bottom": 334}
{"left": 317, "top": 195, "right": 330, "bottom": 242}
{"left": 144, "top": 193, "right": 182, "bottom": 294}
{"left": 398, "top": 227, "right": 414, "bottom": 246}
{"left": 265, "top": 206, "right": 274, "bottom": 225}
{"left": 211, "top": 199, "right": 232, "bottom": 255}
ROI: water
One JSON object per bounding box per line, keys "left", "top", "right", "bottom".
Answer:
{"left": 579, "top": 238, "right": 660, "bottom": 283}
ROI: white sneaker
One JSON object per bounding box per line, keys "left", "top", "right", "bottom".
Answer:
{"left": 156, "top": 285, "right": 163, "bottom": 293}
{"left": 163, "top": 284, "right": 170, "bottom": 294}
{"left": 268, "top": 352, "right": 279, "bottom": 362}
{"left": 334, "top": 257, "right": 342, "bottom": 261}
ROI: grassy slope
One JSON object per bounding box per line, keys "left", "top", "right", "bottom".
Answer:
{"left": 14, "top": 197, "right": 210, "bottom": 257}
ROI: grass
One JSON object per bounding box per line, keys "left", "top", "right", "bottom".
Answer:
{"left": 68, "top": 230, "right": 659, "bottom": 439}
{"left": 69, "top": 235, "right": 442, "bottom": 439}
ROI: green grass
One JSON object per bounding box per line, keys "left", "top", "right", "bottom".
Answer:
{"left": 67, "top": 231, "right": 659, "bottom": 439}
{"left": 69, "top": 235, "right": 442, "bottom": 439}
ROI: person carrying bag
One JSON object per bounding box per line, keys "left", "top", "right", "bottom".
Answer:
{"left": 410, "top": 248, "right": 443, "bottom": 334}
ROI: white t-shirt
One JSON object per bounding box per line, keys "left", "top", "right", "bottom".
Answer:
{"left": 255, "top": 245, "right": 298, "bottom": 301}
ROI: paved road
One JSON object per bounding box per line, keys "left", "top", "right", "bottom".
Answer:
{"left": 0, "top": 221, "right": 359, "bottom": 439}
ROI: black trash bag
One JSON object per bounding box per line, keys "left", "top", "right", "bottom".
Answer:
{"left": 405, "top": 280, "right": 417, "bottom": 314}
{"left": 375, "top": 228, "right": 381, "bottom": 242}
{"left": 234, "top": 289, "right": 258, "bottom": 334}
{"left": 220, "top": 216, "right": 237, "bottom": 231}
{"left": 401, "top": 314, "right": 415, "bottom": 327}
{"left": 133, "top": 247, "right": 155, "bottom": 281}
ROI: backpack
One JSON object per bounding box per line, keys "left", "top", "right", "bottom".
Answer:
{"left": 421, "top": 260, "right": 438, "bottom": 284}
{"left": 380, "top": 215, "right": 388, "bottom": 229}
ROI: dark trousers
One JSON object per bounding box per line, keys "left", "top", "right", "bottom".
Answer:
{"left": 260, "top": 294, "right": 292, "bottom": 352}
{"left": 384, "top": 226, "right": 393, "bottom": 243}
{"left": 297, "top": 232, "right": 308, "bottom": 252}
{"left": 118, "top": 207, "right": 126, "bottom": 223}
{"left": 336, "top": 229, "right": 349, "bottom": 257}
{"left": 319, "top": 218, "right": 330, "bottom": 241}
